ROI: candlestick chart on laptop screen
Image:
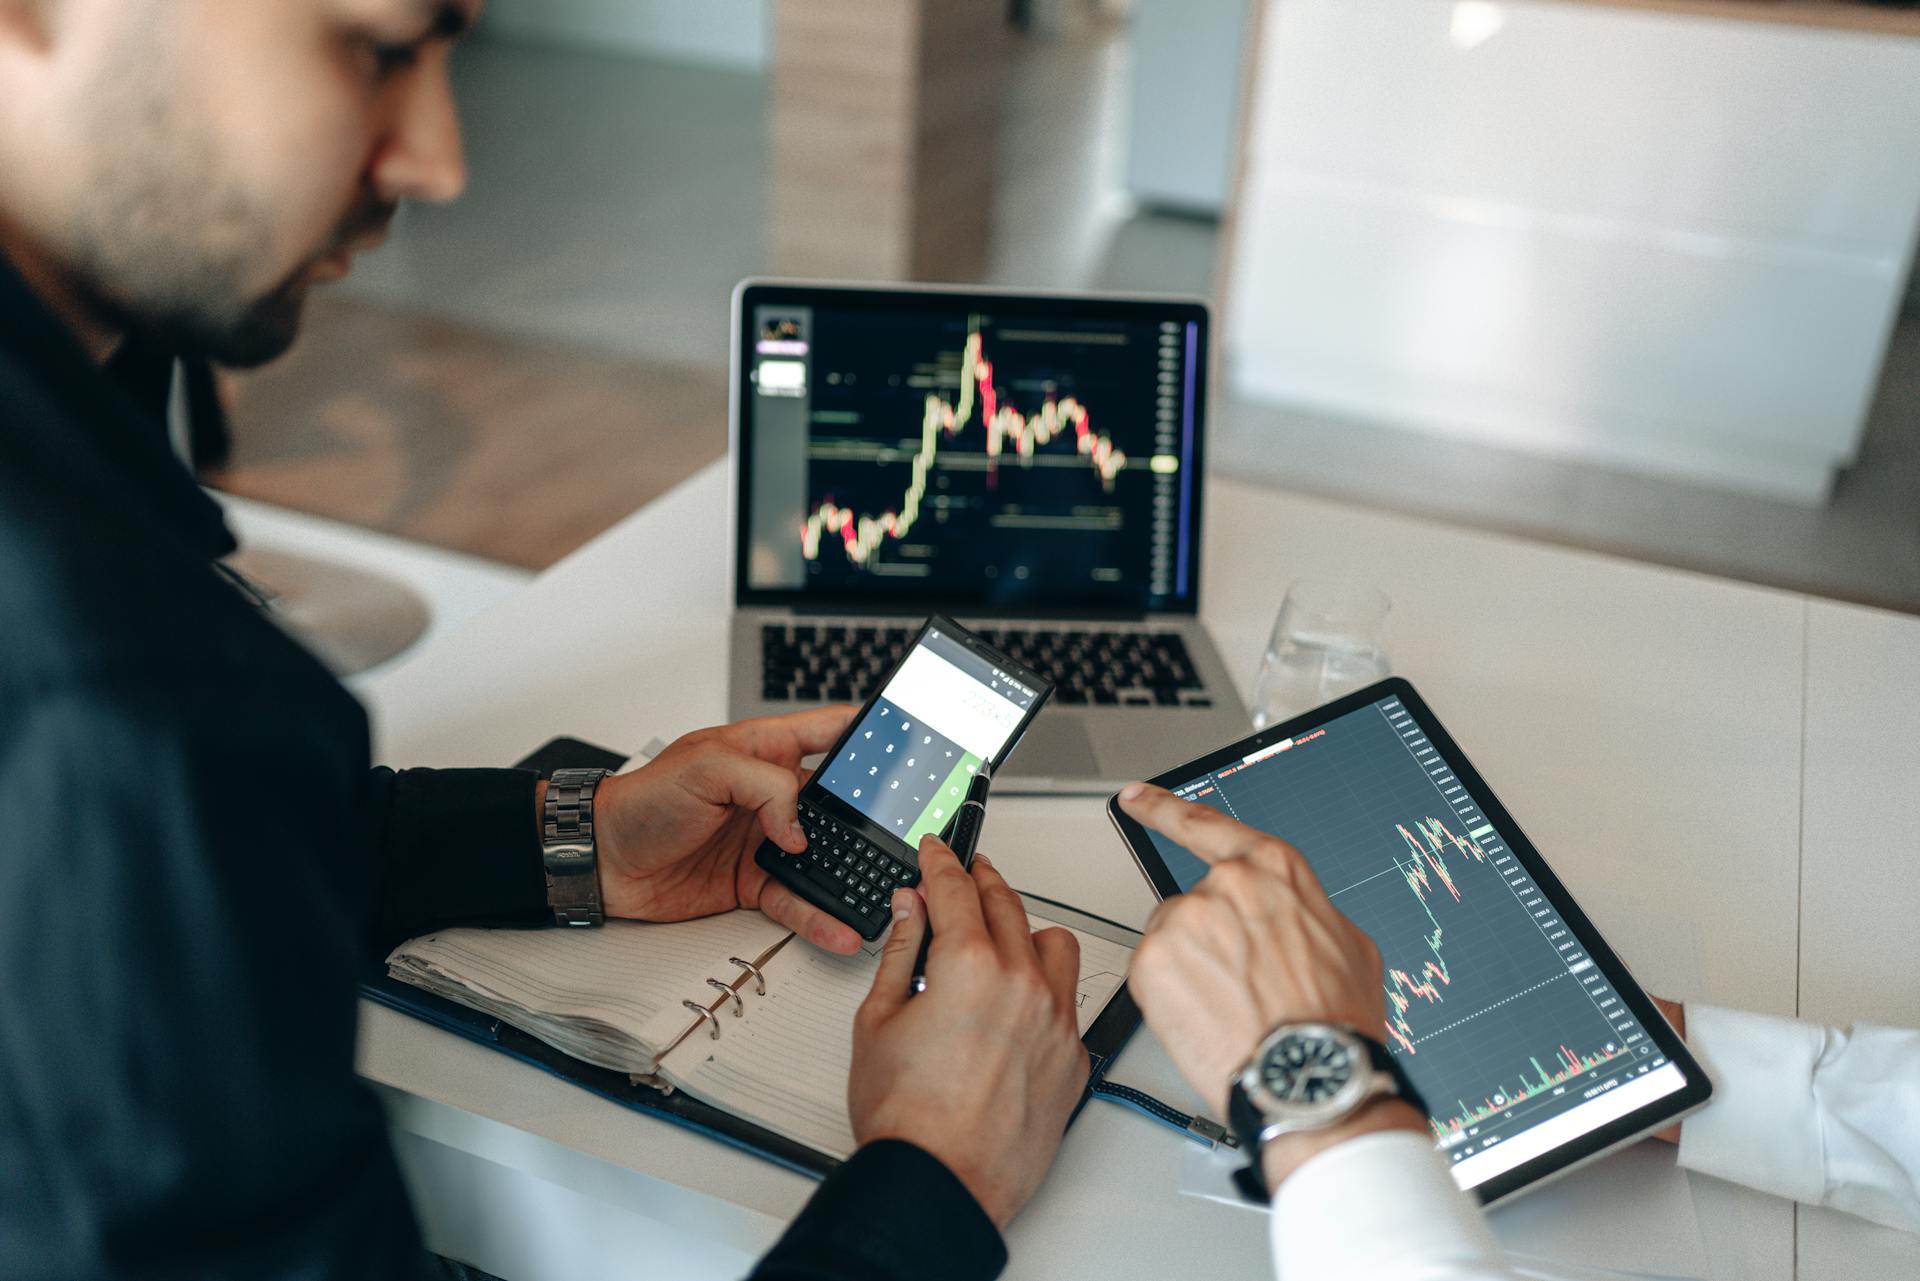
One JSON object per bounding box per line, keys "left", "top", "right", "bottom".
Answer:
{"left": 739, "top": 296, "right": 1201, "bottom": 612}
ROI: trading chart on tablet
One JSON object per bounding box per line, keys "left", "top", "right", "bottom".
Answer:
{"left": 1140, "top": 693, "right": 1688, "bottom": 1189}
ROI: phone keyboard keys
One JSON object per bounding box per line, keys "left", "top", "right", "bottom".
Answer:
{"left": 768, "top": 798, "right": 921, "bottom": 937}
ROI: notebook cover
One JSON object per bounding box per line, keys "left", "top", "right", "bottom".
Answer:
{"left": 361, "top": 961, "right": 1140, "bottom": 1179}
{"left": 355, "top": 735, "right": 1144, "bottom": 1178}
{"left": 362, "top": 968, "right": 840, "bottom": 1177}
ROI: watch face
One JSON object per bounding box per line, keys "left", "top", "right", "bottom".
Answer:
{"left": 1259, "top": 1032, "right": 1356, "bottom": 1105}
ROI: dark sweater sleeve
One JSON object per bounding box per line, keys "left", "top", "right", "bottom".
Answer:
{"left": 750, "top": 1140, "right": 1007, "bottom": 1281}
{"left": 364, "top": 766, "right": 550, "bottom": 957}
{"left": 0, "top": 668, "right": 450, "bottom": 1279}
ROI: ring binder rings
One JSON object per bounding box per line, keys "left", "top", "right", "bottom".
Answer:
{"left": 683, "top": 1000, "right": 721, "bottom": 1040}
{"left": 707, "top": 977, "right": 745, "bottom": 1016}
{"left": 682, "top": 934, "right": 787, "bottom": 1032}
{"left": 728, "top": 956, "right": 767, "bottom": 995}
{"left": 605, "top": 932, "right": 795, "bottom": 1070}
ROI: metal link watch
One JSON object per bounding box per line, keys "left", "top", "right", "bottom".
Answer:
{"left": 542, "top": 768, "right": 607, "bottom": 927}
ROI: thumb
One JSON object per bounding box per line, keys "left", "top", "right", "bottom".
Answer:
{"left": 863, "top": 888, "right": 926, "bottom": 1021}
{"left": 691, "top": 748, "right": 807, "bottom": 851}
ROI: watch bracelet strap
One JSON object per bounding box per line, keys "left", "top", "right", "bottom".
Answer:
{"left": 1232, "top": 1154, "right": 1273, "bottom": 1205}
{"left": 1229, "top": 1031, "right": 1429, "bottom": 1203}
{"left": 543, "top": 768, "right": 606, "bottom": 927}
{"left": 1228, "top": 1084, "right": 1272, "bottom": 1203}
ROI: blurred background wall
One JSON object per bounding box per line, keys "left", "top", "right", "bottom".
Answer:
{"left": 483, "top": 0, "right": 772, "bottom": 68}
{"left": 207, "top": 0, "right": 1920, "bottom": 613}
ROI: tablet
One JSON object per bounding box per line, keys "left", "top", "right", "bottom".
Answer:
{"left": 1106, "top": 677, "right": 1711, "bottom": 1205}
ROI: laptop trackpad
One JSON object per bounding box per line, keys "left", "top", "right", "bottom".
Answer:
{"left": 1005, "top": 712, "right": 1100, "bottom": 780}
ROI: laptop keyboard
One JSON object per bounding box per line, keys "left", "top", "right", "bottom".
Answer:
{"left": 759, "top": 623, "right": 1215, "bottom": 709}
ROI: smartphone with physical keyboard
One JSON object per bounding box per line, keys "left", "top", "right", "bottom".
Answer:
{"left": 755, "top": 616, "right": 1053, "bottom": 939}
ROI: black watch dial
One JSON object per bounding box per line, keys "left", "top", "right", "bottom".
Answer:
{"left": 1260, "top": 1032, "right": 1356, "bottom": 1104}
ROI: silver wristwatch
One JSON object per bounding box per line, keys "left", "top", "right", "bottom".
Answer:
{"left": 1225, "top": 1022, "right": 1425, "bottom": 1201}
{"left": 542, "top": 768, "right": 607, "bottom": 927}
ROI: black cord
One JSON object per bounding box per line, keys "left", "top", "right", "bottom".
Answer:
{"left": 1089, "top": 1079, "right": 1238, "bottom": 1150}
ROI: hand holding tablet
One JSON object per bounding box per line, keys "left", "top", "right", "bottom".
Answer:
{"left": 1108, "top": 678, "right": 1711, "bottom": 1206}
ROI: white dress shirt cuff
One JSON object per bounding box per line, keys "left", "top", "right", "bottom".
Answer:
{"left": 1271, "top": 1129, "right": 1511, "bottom": 1281}
{"left": 1678, "top": 1004, "right": 1825, "bottom": 1206}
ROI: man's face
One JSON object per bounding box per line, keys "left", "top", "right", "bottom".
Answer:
{"left": 0, "top": 0, "right": 477, "bottom": 366}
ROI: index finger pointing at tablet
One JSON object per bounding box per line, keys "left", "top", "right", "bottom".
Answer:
{"left": 1117, "top": 782, "right": 1269, "bottom": 865}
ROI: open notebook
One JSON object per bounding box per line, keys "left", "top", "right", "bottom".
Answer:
{"left": 386, "top": 899, "right": 1136, "bottom": 1163}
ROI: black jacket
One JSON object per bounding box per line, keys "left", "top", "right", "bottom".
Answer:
{"left": 0, "top": 258, "right": 1003, "bottom": 1281}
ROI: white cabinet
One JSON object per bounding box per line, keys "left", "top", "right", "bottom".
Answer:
{"left": 1224, "top": 0, "right": 1920, "bottom": 501}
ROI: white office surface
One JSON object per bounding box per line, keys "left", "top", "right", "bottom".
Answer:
{"left": 1795, "top": 601, "right": 1920, "bottom": 1280}
{"left": 358, "top": 462, "right": 1920, "bottom": 1279}
{"left": 1224, "top": 0, "right": 1920, "bottom": 502}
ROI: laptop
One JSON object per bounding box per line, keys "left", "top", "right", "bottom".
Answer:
{"left": 726, "top": 280, "right": 1251, "bottom": 794}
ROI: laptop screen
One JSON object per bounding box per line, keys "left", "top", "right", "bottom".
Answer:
{"left": 733, "top": 283, "right": 1207, "bottom": 616}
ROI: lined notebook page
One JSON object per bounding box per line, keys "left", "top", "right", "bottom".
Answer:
{"left": 387, "top": 911, "right": 790, "bottom": 1075}
{"left": 662, "top": 918, "right": 1137, "bottom": 1161}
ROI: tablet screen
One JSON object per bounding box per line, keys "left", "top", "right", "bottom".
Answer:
{"left": 1134, "top": 689, "right": 1690, "bottom": 1194}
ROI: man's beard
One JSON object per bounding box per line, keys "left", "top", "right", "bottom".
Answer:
{"left": 100, "top": 199, "right": 395, "bottom": 370}
{"left": 167, "top": 265, "right": 312, "bottom": 369}
{"left": 57, "top": 31, "right": 397, "bottom": 369}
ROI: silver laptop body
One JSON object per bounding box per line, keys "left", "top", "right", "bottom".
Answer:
{"left": 726, "top": 280, "right": 1250, "bottom": 794}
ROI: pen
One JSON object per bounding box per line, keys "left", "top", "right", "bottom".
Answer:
{"left": 909, "top": 764, "right": 992, "bottom": 995}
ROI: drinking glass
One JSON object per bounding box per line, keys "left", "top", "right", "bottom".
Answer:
{"left": 1248, "top": 581, "right": 1391, "bottom": 729}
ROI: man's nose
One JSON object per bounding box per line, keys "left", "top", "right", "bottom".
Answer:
{"left": 370, "top": 56, "right": 467, "bottom": 205}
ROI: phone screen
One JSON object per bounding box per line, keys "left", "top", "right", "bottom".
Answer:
{"left": 815, "top": 623, "right": 1041, "bottom": 847}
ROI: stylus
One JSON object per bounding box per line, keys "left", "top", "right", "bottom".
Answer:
{"left": 909, "top": 765, "right": 992, "bottom": 995}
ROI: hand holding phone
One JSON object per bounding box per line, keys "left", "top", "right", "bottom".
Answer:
{"left": 754, "top": 617, "right": 1052, "bottom": 940}
{"left": 583, "top": 708, "right": 867, "bottom": 952}
{"left": 847, "top": 837, "right": 1087, "bottom": 1227}
{"left": 910, "top": 765, "right": 992, "bottom": 992}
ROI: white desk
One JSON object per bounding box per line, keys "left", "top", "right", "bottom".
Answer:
{"left": 358, "top": 461, "right": 1918, "bottom": 1280}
